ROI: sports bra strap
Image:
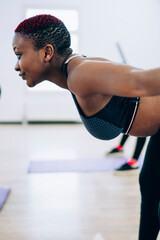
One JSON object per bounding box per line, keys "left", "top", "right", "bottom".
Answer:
{"left": 64, "top": 54, "right": 84, "bottom": 64}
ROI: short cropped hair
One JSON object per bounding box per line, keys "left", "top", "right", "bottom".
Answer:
{"left": 15, "top": 14, "right": 73, "bottom": 57}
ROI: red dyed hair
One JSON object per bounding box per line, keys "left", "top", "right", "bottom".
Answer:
{"left": 15, "top": 14, "right": 62, "bottom": 33}
{"left": 14, "top": 14, "right": 72, "bottom": 57}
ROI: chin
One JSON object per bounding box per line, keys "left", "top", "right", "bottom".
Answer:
{"left": 26, "top": 79, "right": 37, "bottom": 88}
{"left": 26, "top": 77, "right": 44, "bottom": 88}
{"left": 26, "top": 82, "right": 36, "bottom": 88}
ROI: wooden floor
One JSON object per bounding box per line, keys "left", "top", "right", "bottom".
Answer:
{"left": 0, "top": 123, "right": 158, "bottom": 240}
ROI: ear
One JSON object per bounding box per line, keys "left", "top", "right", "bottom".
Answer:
{"left": 42, "top": 44, "right": 55, "bottom": 62}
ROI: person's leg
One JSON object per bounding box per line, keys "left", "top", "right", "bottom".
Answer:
{"left": 119, "top": 134, "right": 129, "bottom": 147}
{"left": 127, "top": 137, "right": 146, "bottom": 167}
{"left": 159, "top": 202, "right": 160, "bottom": 225}
{"left": 106, "top": 134, "right": 129, "bottom": 156}
{"left": 115, "top": 137, "right": 146, "bottom": 171}
{"left": 132, "top": 137, "right": 147, "bottom": 160}
{"left": 139, "top": 131, "right": 160, "bottom": 240}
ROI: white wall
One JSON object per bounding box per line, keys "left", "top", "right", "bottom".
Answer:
{"left": 81, "top": 0, "right": 160, "bottom": 68}
{"left": 1, "top": 0, "right": 160, "bottom": 122}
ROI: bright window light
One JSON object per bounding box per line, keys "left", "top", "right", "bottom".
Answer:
{"left": 26, "top": 9, "right": 79, "bottom": 31}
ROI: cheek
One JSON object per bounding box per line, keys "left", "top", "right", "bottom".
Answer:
{"left": 19, "top": 58, "right": 31, "bottom": 72}
{"left": 22, "top": 58, "right": 43, "bottom": 76}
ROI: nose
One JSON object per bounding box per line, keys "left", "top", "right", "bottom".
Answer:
{"left": 14, "top": 60, "right": 20, "bottom": 72}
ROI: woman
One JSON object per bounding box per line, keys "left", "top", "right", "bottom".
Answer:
{"left": 12, "top": 14, "right": 160, "bottom": 239}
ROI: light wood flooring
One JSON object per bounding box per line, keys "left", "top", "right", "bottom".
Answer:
{"left": 0, "top": 123, "right": 158, "bottom": 240}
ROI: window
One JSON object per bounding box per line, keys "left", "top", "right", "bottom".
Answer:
{"left": 26, "top": 8, "right": 79, "bottom": 91}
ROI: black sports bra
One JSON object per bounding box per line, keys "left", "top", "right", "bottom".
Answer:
{"left": 65, "top": 55, "right": 140, "bottom": 140}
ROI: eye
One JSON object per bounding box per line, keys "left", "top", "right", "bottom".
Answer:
{"left": 16, "top": 53, "right": 21, "bottom": 60}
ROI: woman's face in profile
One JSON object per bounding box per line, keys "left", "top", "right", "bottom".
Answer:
{"left": 12, "top": 33, "right": 47, "bottom": 87}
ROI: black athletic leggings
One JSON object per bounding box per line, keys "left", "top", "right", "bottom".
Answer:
{"left": 133, "top": 137, "right": 146, "bottom": 160}
{"left": 139, "top": 130, "right": 160, "bottom": 239}
{"left": 120, "top": 134, "right": 146, "bottom": 160}
{"left": 120, "top": 134, "right": 129, "bottom": 146}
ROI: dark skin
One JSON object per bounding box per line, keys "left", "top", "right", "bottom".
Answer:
{"left": 12, "top": 33, "right": 160, "bottom": 137}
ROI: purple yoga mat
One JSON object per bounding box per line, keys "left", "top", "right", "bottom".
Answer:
{"left": 0, "top": 188, "right": 10, "bottom": 211}
{"left": 28, "top": 157, "right": 129, "bottom": 173}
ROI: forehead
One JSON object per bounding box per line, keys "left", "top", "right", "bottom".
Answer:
{"left": 12, "top": 33, "right": 34, "bottom": 51}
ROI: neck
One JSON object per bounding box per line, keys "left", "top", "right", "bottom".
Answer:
{"left": 46, "top": 54, "right": 70, "bottom": 90}
{"left": 50, "top": 71, "right": 68, "bottom": 89}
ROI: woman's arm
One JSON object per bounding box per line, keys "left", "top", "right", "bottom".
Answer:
{"left": 68, "top": 60, "right": 160, "bottom": 97}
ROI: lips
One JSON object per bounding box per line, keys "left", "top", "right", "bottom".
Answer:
{"left": 21, "top": 75, "right": 26, "bottom": 80}
{"left": 19, "top": 73, "right": 26, "bottom": 80}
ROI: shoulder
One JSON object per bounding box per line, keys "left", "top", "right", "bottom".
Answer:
{"left": 67, "top": 58, "right": 111, "bottom": 97}
{"left": 67, "top": 61, "right": 96, "bottom": 96}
